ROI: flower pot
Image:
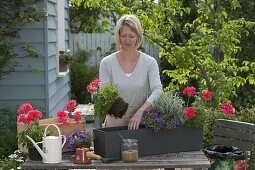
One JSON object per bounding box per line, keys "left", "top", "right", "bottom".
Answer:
{"left": 94, "top": 126, "right": 203, "bottom": 160}
{"left": 28, "top": 145, "right": 42, "bottom": 161}
{"left": 59, "top": 64, "right": 68, "bottom": 72}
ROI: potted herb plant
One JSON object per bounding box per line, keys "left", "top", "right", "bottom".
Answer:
{"left": 93, "top": 84, "right": 129, "bottom": 123}
{"left": 59, "top": 49, "right": 72, "bottom": 72}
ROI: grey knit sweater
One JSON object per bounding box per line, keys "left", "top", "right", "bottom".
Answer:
{"left": 99, "top": 51, "right": 163, "bottom": 107}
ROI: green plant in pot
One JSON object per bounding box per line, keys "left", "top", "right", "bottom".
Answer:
{"left": 17, "top": 103, "right": 52, "bottom": 161}
{"left": 59, "top": 49, "right": 72, "bottom": 72}
{"left": 93, "top": 84, "right": 129, "bottom": 122}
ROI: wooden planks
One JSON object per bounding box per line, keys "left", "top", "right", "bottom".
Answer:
{"left": 213, "top": 119, "right": 255, "bottom": 151}
{"left": 22, "top": 151, "right": 210, "bottom": 169}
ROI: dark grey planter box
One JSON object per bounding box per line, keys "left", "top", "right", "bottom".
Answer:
{"left": 93, "top": 126, "right": 203, "bottom": 160}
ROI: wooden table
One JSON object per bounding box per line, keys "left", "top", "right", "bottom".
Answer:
{"left": 22, "top": 151, "right": 210, "bottom": 169}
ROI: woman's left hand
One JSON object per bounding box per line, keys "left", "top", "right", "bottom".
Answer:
{"left": 128, "top": 110, "right": 143, "bottom": 130}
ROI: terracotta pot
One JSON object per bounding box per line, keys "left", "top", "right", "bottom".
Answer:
{"left": 59, "top": 64, "right": 68, "bottom": 72}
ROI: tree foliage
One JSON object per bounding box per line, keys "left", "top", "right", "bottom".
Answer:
{"left": 71, "top": 0, "right": 255, "bottom": 106}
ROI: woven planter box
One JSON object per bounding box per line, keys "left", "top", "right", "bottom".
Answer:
{"left": 94, "top": 126, "right": 203, "bottom": 160}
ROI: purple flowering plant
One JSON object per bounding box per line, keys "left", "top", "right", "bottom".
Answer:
{"left": 66, "top": 130, "right": 94, "bottom": 151}
{"left": 142, "top": 92, "right": 185, "bottom": 132}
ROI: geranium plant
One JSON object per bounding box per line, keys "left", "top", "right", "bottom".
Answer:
{"left": 56, "top": 100, "right": 82, "bottom": 125}
{"left": 183, "top": 86, "right": 235, "bottom": 128}
{"left": 17, "top": 103, "right": 47, "bottom": 149}
{"left": 142, "top": 86, "right": 235, "bottom": 131}
{"left": 59, "top": 49, "right": 72, "bottom": 65}
{"left": 86, "top": 79, "right": 129, "bottom": 122}
{"left": 66, "top": 130, "right": 94, "bottom": 151}
{"left": 87, "top": 78, "right": 100, "bottom": 102}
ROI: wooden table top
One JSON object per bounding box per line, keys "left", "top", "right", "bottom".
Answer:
{"left": 22, "top": 150, "right": 210, "bottom": 169}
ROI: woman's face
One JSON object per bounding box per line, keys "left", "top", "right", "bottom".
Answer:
{"left": 119, "top": 26, "right": 137, "bottom": 50}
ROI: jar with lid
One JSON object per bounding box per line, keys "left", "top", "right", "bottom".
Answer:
{"left": 121, "top": 139, "right": 138, "bottom": 163}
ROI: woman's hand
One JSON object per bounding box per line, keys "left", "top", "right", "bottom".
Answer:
{"left": 128, "top": 109, "right": 143, "bottom": 130}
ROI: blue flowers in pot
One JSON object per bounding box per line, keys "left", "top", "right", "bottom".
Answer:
{"left": 66, "top": 130, "right": 94, "bottom": 151}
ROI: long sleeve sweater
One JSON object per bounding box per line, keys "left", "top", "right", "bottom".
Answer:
{"left": 99, "top": 51, "right": 162, "bottom": 107}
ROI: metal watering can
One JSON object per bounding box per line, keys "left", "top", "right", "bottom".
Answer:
{"left": 26, "top": 124, "right": 66, "bottom": 163}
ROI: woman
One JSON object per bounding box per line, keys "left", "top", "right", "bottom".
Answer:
{"left": 99, "top": 14, "right": 162, "bottom": 130}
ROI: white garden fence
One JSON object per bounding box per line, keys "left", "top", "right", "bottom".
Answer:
{"left": 70, "top": 33, "right": 159, "bottom": 68}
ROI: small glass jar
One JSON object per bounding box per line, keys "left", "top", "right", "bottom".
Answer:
{"left": 121, "top": 139, "right": 138, "bottom": 163}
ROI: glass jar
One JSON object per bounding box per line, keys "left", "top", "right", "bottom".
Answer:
{"left": 121, "top": 139, "right": 138, "bottom": 163}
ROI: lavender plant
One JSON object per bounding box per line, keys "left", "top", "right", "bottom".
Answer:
{"left": 142, "top": 92, "right": 185, "bottom": 132}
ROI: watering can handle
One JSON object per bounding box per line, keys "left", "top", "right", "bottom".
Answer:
{"left": 61, "top": 135, "right": 66, "bottom": 148}
{"left": 44, "top": 124, "right": 61, "bottom": 137}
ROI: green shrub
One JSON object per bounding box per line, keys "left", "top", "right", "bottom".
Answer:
{"left": 0, "top": 106, "right": 17, "bottom": 158}
{"left": 70, "top": 49, "right": 98, "bottom": 104}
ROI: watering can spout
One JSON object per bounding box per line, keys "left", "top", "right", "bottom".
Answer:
{"left": 25, "top": 135, "right": 46, "bottom": 160}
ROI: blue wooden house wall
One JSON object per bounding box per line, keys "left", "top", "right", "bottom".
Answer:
{"left": 0, "top": 0, "right": 71, "bottom": 117}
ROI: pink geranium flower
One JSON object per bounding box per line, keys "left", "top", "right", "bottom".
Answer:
{"left": 87, "top": 78, "right": 100, "bottom": 94}
{"left": 202, "top": 90, "right": 212, "bottom": 100}
{"left": 220, "top": 103, "right": 235, "bottom": 116}
{"left": 182, "top": 86, "right": 197, "bottom": 96}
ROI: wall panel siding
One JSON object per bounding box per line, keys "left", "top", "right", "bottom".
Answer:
{"left": 13, "top": 57, "right": 45, "bottom": 71}
{"left": 16, "top": 29, "right": 45, "bottom": 43}
{"left": 48, "top": 29, "right": 57, "bottom": 42}
{"left": 48, "top": 55, "right": 57, "bottom": 70}
{"left": 48, "top": 80, "right": 70, "bottom": 117}
{"left": 48, "top": 74, "right": 70, "bottom": 98}
{"left": 0, "top": 72, "right": 45, "bottom": 86}
{"left": 48, "top": 42, "right": 57, "bottom": 56}
{"left": 48, "top": 16, "right": 57, "bottom": 29}
{"left": 0, "top": 100, "right": 45, "bottom": 113}
{"left": 46, "top": 0, "right": 71, "bottom": 116}
{"left": 14, "top": 42, "right": 45, "bottom": 57}
{"left": 0, "top": 86, "right": 45, "bottom": 100}
{"left": 47, "top": 1, "right": 57, "bottom": 16}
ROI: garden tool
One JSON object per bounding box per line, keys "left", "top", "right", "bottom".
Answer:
{"left": 86, "top": 151, "right": 119, "bottom": 163}
{"left": 74, "top": 147, "right": 118, "bottom": 164}
{"left": 26, "top": 124, "right": 66, "bottom": 163}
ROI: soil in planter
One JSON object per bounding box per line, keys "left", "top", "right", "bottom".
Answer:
{"left": 108, "top": 97, "right": 129, "bottom": 119}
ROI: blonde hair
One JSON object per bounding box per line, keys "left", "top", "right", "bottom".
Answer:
{"left": 114, "top": 14, "right": 143, "bottom": 49}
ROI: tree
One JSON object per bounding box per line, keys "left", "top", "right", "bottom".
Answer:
{"left": 71, "top": 0, "right": 255, "bottom": 106}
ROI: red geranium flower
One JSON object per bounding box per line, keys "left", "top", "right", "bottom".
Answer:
{"left": 66, "top": 100, "right": 77, "bottom": 113}
{"left": 185, "top": 107, "right": 196, "bottom": 120}
{"left": 73, "top": 111, "right": 82, "bottom": 123}
{"left": 57, "top": 110, "right": 69, "bottom": 125}
{"left": 220, "top": 103, "right": 235, "bottom": 116}
{"left": 182, "top": 86, "right": 197, "bottom": 96}
{"left": 26, "top": 110, "right": 43, "bottom": 124}
{"left": 59, "top": 50, "right": 65, "bottom": 55}
{"left": 202, "top": 90, "right": 212, "bottom": 100}
{"left": 18, "top": 114, "right": 28, "bottom": 124}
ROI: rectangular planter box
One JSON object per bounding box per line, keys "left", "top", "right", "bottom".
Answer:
{"left": 94, "top": 126, "right": 203, "bottom": 160}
